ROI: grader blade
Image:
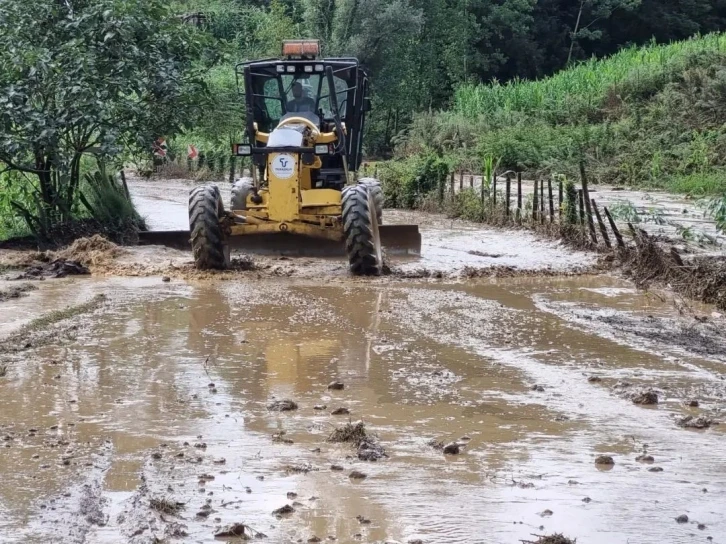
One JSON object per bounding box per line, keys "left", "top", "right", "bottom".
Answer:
{"left": 137, "top": 225, "right": 421, "bottom": 257}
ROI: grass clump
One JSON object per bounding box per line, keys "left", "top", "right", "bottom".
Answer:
{"left": 327, "top": 422, "right": 368, "bottom": 447}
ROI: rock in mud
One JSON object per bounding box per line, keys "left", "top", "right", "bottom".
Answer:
{"left": 443, "top": 443, "right": 461, "bottom": 455}
{"left": 648, "top": 467, "right": 664, "bottom": 472}
{"left": 636, "top": 454, "right": 655, "bottom": 463}
{"left": 267, "top": 399, "right": 298, "bottom": 412}
{"left": 357, "top": 439, "right": 387, "bottom": 461}
{"left": 631, "top": 389, "right": 659, "bottom": 405}
{"left": 427, "top": 439, "right": 444, "bottom": 451}
{"left": 675, "top": 514, "right": 689, "bottom": 524}
{"left": 308, "top": 537, "right": 322, "bottom": 543}
{"left": 676, "top": 415, "right": 713, "bottom": 429}
{"left": 314, "top": 404, "right": 327, "bottom": 410}
{"left": 356, "top": 515, "right": 371, "bottom": 525}
{"left": 595, "top": 455, "right": 615, "bottom": 466}
{"left": 698, "top": 523, "right": 707, "bottom": 530}
{"left": 327, "top": 381, "right": 345, "bottom": 390}
{"left": 686, "top": 399, "right": 700, "bottom": 407}
{"left": 214, "top": 523, "right": 254, "bottom": 538}
{"left": 331, "top": 407, "right": 350, "bottom": 415}
{"left": 531, "top": 385, "right": 545, "bottom": 392}
{"left": 331, "top": 465, "right": 345, "bottom": 471}
{"left": 587, "top": 376, "right": 602, "bottom": 383}
{"left": 349, "top": 470, "right": 367, "bottom": 480}
{"left": 272, "top": 504, "right": 295, "bottom": 517}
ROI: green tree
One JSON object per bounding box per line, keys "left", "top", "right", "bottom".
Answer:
{"left": 0, "top": 0, "right": 206, "bottom": 238}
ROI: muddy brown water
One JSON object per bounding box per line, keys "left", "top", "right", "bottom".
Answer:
{"left": 1, "top": 272, "right": 725, "bottom": 544}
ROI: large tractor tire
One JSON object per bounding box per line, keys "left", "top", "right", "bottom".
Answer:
{"left": 189, "top": 184, "right": 229, "bottom": 270}
{"left": 358, "top": 178, "right": 384, "bottom": 225}
{"left": 342, "top": 184, "right": 382, "bottom": 276}
{"left": 230, "top": 177, "right": 255, "bottom": 212}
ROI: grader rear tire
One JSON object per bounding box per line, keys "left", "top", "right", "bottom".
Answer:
{"left": 358, "top": 178, "right": 383, "bottom": 225}
{"left": 231, "top": 177, "right": 255, "bottom": 212}
{"left": 189, "top": 184, "right": 229, "bottom": 270}
{"left": 342, "top": 184, "right": 382, "bottom": 276}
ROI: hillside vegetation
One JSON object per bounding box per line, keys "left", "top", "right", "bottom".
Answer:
{"left": 396, "top": 33, "right": 726, "bottom": 197}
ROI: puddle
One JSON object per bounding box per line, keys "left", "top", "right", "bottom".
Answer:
{"left": 1, "top": 274, "right": 724, "bottom": 543}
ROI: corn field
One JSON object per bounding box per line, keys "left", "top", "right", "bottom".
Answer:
{"left": 454, "top": 32, "right": 726, "bottom": 120}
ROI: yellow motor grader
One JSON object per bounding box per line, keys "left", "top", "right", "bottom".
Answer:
{"left": 185, "top": 40, "right": 420, "bottom": 275}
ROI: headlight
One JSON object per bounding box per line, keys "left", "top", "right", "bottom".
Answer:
{"left": 314, "top": 144, "right": 329, "bottom": 155}
{"left": 235, "top": 144, "right": 252, "bottom": 156}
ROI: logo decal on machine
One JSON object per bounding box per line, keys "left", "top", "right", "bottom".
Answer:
{"left": 271, "top": 154, "right": 295, "bottom": 179}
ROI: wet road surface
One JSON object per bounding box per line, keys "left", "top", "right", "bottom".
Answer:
{"left": 1, "top": 273, "right": 724, "bottom": 544}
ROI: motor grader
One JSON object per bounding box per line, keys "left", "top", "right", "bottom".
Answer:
{"left": 185, "top": 40, "right": 420, "bottom": 275}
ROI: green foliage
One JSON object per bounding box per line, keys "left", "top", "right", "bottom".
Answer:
{"left": 563, "top": 177, "right": 578, "bottom": 225}
{"left": 705, "top": 197, "right": 726, "bottom": 234}
{"left": 378, "top": 154, "right": 450, "bottom": 209}
{"left": 0, "top": 0, "right": 205, "bottom": 239}
{"left": 79, "top": 165, "right": 146, "bottom": 233}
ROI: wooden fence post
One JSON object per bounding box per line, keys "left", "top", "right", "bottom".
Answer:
{"left": 548, "top": 178, "right": 554, "bottom": 222}
{"left": 459, "top": 171, "right": 464, "bottom": 191}
{"left": 505, "top": 173, "right": 511, "bottom": 221}
{"left": 577, "top": 189, "right": 585, "bottom": 226}
{"left": 492, "top": 171, "right": 497, "bottom": 210}
{"left": 517, "top": 172, "right": 522, "bottom": 224}
{"left": 450, "top": 172, "right": 455, "bottom": 196}
{"left": 580, "top": 161, "right": 598, "bottom": 244}
{"left": 539, "top": 179, "right": 545, "bottom": 223}
{"left": 469, "top": 175, "right": 474, "bottom": 189}
{"left": 533, "top": 180, "right": 539, "bottom": 222}
{"left": 591, "top": 199, "right": 612, "bottom": 249}
{"left": 558, "top": 179, "right": 563, "bottom": 218}
{"left": 604, "top": 207, "right": 626, "bottom": 248}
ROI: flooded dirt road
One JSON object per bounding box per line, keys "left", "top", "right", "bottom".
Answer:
{"left": 1, "top": 271, "right": 725, "bottom": 544}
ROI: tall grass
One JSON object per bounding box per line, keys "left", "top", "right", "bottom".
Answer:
{"left": 455, "top": 33, "right": 726, "bottom": 121}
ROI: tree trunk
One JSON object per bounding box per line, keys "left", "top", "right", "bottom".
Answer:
{"left": 567, "top": 0, "right": 586, "bottom": 65}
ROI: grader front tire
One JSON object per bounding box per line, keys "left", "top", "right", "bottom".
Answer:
{"left": 189, "top": 184, "right": 229, "bottom": 270}
{"left": 358, "top": 178, "right": 384, "bottom": 225}
{"left": 342, "top": 185, "right": 383, "bottom": 276}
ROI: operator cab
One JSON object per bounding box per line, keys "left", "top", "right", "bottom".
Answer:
{"left": 235, "top": 40, "right": 371, "bottom": 189}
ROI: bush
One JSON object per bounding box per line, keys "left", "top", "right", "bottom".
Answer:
{"left": 378, "top": 154, "right": 450, "bottom": 209}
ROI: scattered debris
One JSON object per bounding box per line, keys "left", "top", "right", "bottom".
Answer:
{"left": 328, "top": 422, "right": 367, "bottom": 445}
{"left": 13, "top": 259, "right": 90, "bottom": 280}
{"left": 331, "top": 465, "right": 345, "bottom": 471}
{"left": 595, "top": 455, "right": 615, "bottom": 466}
{"left": 676, "top": 415, "right": 713, "bottom": 429}
{"left": 630, "top": 389, "right": 659, "bottom": 405}
{"left": 521, "top": 534, "right": 576, "bottom": 544}
{"left": 648, "top": 467, "right": 664, "bottom": 472}
{"left": 582, "top": 497, "right": 591, "bottom": 503}
{"left": 308, "top": 537, "right": 322, "bottom": 543}
{"left": 675, "top": 514, "right": 689, "bottom": 524}
{"left": 314, "top": 404, "right": 327, "bottom": 410}
{"left": 698, "top": 523, "right": 707, "bottom": 530}
{"left": 531, "top": 385, "right": 545, "bottom": 392}
{"left": 443, "top": 443, "right": 461, "bottom": 455}
{"left": 327, "top": 381, "right": 345, "bottom": 391}
{"left": 686, "top": 399, "right": 700, "bottom": 407}
{"left": 272, "top": 504, "right": 294, "bottom": 517}
{"left": 427, "top": 439, "right": 444, "bottom": 451}
{"left": 331, "top": 407, "right": 350, "bottom": 415}
{"left": 349, "top": 471, "right": 367, "bottom": 480}
{"left": 214, "top": 522, "right": 266, "bottom": 539}
{"left": 285, "top": 464, "right": 316, "bottom": 475}
{"left": 587, "top": 376, "right": 602, "bottom": 383}
{"left": 356, "top": 515, "right": 371, "bottom": 524}
{"left": 272, "top": 432, "right": 294, "bottom": 445}
{"left": 539, "top": 509, "right": 554, "bottom": 517}
{"left": 0, "top": 365, "right": 6, "bottom": 378}
{"left": 149, "top": 497, "right": 184, "bottom": 516}
{"left": 267, "top": 399, "right": 298, "bottom": 412}
{"left": 162, "top": 276, "right": 171, "bottom": 283}
{"left": 0, "top": 283, "right": 37, "bottom": 302}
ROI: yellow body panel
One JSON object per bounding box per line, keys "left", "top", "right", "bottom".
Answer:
{"left": 267, "top": 153, "right": 300, "bottom": 222}
{"left": 300, "top": 189, "right": 341, "bottom": 208}
{"left": 230, "top": 221, "right": 344, "bottom": 242}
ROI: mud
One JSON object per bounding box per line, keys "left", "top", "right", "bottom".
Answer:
{"left": 0, "top": 283, "right": 37, "bottom": 302}
{"left": 0, "top": 274, "right": 724, "bottom": 543}
{"left": 1, "top": 176, "right": 725, "bottom": 543}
